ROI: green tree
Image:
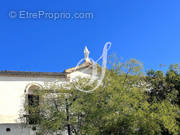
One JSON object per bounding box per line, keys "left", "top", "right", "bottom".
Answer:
{"left": 146, "top": 64, "right": 180, "bottom": 105}
{"left": 21, "top": 59, "right": 180, "bottom": 135}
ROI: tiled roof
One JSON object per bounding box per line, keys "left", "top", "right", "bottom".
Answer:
{"left": 64, "top": 61, "right": 92, "bottom": 73}
{"left": 0, "top": 70, "right": 66, "bottom": 78}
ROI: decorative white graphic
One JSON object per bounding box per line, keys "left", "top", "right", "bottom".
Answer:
{"left": 74, "top": 42, "right": 112, "bottom": 93}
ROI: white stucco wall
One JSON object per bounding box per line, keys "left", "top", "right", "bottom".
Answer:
{"left": 0, "top": 124, "right": 35, "bottom": 135}
{"left": 0, "top": 76, "right": 66, "bottom": 124}
{"left": 0, "top": 69, "right": 93, "bottom": 135}
{"left": 0, "top": 69, "right": 92, "bottom": 124}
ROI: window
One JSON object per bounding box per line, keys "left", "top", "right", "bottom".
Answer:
{"left": 28, "top": 94, "right": 40, "bottom": 124}
{"left": 6, "top": 128, "right": 11, "bottom": 132}
{"left": 25, "top": 84, "right": 42, "bottom": 125}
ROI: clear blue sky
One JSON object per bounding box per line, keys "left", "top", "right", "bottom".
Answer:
{"left": 0, "top": 0, "right": 180, "bottom": 72}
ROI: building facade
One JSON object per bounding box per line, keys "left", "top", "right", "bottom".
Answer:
{"left": 0, "top": 47, "right": 93, "bottom": 135}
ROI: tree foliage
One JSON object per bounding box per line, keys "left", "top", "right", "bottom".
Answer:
{"left": 22, "top": 59, "right": 180, "bottom": 135}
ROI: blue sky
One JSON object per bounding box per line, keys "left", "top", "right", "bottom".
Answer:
{"left": 0, "top": 0, "right": 180, "bottom": 72}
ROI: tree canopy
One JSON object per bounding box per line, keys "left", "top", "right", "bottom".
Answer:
{"left": 21, "top": 59, "right": 180, "bottom": 135}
